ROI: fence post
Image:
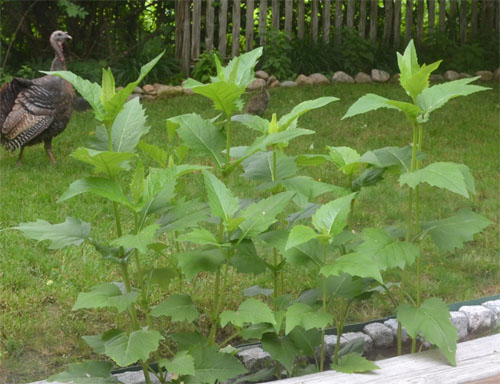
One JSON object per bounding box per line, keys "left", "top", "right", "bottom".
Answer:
{"left": 285, "top": 0, "right": 293, "bottom": 40}
{"left": 192, "top": 0, "right": 201, "bottom": 60}
{"left": 232, "top": 0, "right": 241, "bottom": 57}
{"left": 272, "top": 0, "right": 280, "bottom": 29}
{"left": 438, "top": 0, "right": 446, "bottom": 33}
{"left": 246, "top": 0, "right": 255, "bottom": 51}
{"left": 259, "top": 0, "right": 268, "bottom": 45}
{"left": 394, "top": 0, "right": 402, "bottom": 47}
{"left": 359, "top": 0, "right": 367, "bottom": 38}
{"left": 428, "top": 0, "right": 435, "bottom": 36}
{"left": 416, "top": 0, "right": 424, "bottom": 48}
{"left": 298, "top": 0, "right": 305, "bottom": 39}
{"left": 324, "top": 0, "right": 332, "bottom": 43}
{"left": 218, "top": 0, "right": 228, "bottom": 58}
{"left": 459, "top": 0, "right": 467, "bottom": 44}
{"left": 312, "top": 0, "right": 319, "bottom": 43}
{"left": 383, "top": 0, "right": 394, "bottom": 45}
{"left": 406, "top": 0, "right": 414, "bottom": 44}
{"left": 369, "top": 0, "right": 378, "bottom": 43}
{"left": 346, "top": 0, "right": 355, "bottom": 28}
{"left": 470, "top": 0, "right": 478, "bottom": 38}
{"left": 205, "top": 0, "right": 215, "bottom": 51}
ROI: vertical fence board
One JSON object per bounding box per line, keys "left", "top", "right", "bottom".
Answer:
{"left": 383, "top": 0, "right": 393, "bottom": 45}
{"left": 259, "top": 0, "right": 267, "bottom": 45}
{"left": 335, "top": 0, "right": 344, "bottom": 45}
{"left": 394, "top": 0, "right": 402, "bottom": 47}
{"left": 346, "top": 0, "right": 355, "bottom": 28}
{"left": 298, "top": 0, "right": 305, "bottom": 39}
{"left": 370, "top": 0, "right": 378, "bottom": 42}
{"left": 285, "top": 0, "right": 293, "bottom": 40}
{"left": 416, "top": 0, "right": 424, "bottom": 47}
{"left": 449, "top": 0, "right": 457, "bottom": 39}
{"left": 232, "top": 0, "right": 241, "bottom": 57}
{"left": 182, "top": 0, "right": 191, "bottom": 75}
{"left": 192, "top": 0, "right": 201, "bottom": 60}
{"left": 359, "top": 0, "right": 367, "bottom": 38}
{"left": 484, "top": 0, "right": 495, "bottom": 34}
{"left": 324, "top": 0, "right": 332, "bottom": 43}
{"left": 245, "top": 0, "right": 255, "bottom": 51}
{"left": 272, "top": 0, "right": 280, "bottom": 29}
{"left": 459, "top": 0, "right": 467, "bottom": 43}
{"left": 428, "top": 0, "right": 435, "bottom": 36}
{"left": 439, "top": 0, "right": 446, "bottom": 32}
{"left": 205, "top": 0, "right": 215, "bottom": 51}
{"left": 312, "top": 0, "right": 319, "bottom": 43}
{"left": 218, "top": 0, "right": 228, "bottom": 57}
{"left": 406, "top": 0, "right": 413, "bottom": 43}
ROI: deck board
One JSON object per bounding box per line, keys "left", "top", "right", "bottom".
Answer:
{"left": 264, "top": 333, "right": 500, "bottom": 384}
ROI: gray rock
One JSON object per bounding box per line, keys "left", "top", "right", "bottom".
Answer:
{"left": 266, "top": 75, "right": 278, "bottom": 86}
{"left": 450, "top": 311, "right": 469, "bottom": 341}
{"left": 371, "top": 69, "right": 390, "bottom": 82}
{"left": 157, "top": 85, "right": 184, "bottom": 98}
{"left": 494, "top": 67, "right": 500, "bottom": 82}
{"left": 246, "top": 78, "right": 267, "bottom": 91}
{"left": 459, "top": 305, "right": 494, "bottom": 333}
{"left": 341, "top": 331, "right": 374, "bottom": 353}
{"left": 133, "top": 86, "right": 144, "bottom": 94}
{"left": 475, "top": 70, "right": 493, "bottom": 81}
{"left": 458, "top": 72, "right": 472, "bottom": 79}
{"left": 363, "top": 322, "right": 394, "bottom": 348}
{"left": 269, "top": 79, "right": 280, "bottom": 88}
{"left": 482, "top": 300, "right": 500, "bottom": 327}
{"left": 309, "top": 73, "right": 330, "bottom": 84}
{"left": 255, "top": 70, "right": 270, "bottom": 80}
{"left": 296, "top": 74, "right": 314, "bottom": 85}
{"left": 127, "top": 93, "right": 141, "bottom": 102}
{"left": 354, "top": 72, "right": 372, "bottom": 83}
{"left": 430, "top": 74, "right": 445, "bottom": 82}
{"left": 142, "top": 84, "right": 156, "bottom": 94}
{"left": 29, "top": 371, "right": 164, "bottom": 384}
{"left": 237, "top": 346, "right": 273, "bottom": 372}
{"left": 384, "top": 318, "right": 410, "bottom": 343}
{"left": 280, "top": 80, "right": 297, "bottom": 87}
{"left": 332, "top": 71, "right": 354, "bottom": 83}
{"left": 444, "top": 70, "right": 460, "bottom": 81}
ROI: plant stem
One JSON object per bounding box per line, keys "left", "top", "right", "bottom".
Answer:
{"left": 209, "top": 267, "right": 221, "bottom": 344}
{"left": 333, "top": 302, "right": 350, "bottom": 366}
{"left": 225, "top": 118, "right": 231, "bottom": 172}
{"left": 273, "top": 247, "right": 279, "bottom": 310}
{"left": 320, "top": 245, "right": 327, "bottom": 371}
{"left": 174, "top": 231, "right": 183, "bottom": 293}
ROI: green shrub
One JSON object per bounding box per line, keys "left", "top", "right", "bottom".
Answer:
{"left": 258, "top": 28, "right": 295, "bottom": 80}
{"left": 191, "top": 49, "right": 222, "bottom": 83}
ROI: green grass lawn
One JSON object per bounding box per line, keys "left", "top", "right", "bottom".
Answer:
{"left": 1, "top": 83, "right": 499, "bottom": 383}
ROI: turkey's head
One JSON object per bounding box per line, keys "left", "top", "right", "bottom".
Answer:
{"left": 50, "top": 30, "right": 72, "bottom": 59}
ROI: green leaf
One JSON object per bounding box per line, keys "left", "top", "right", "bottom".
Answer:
{"left": 326, "top": 274, "right": 370, "bottom": 300}
{"left": 185, "top": 345, "right": 247, "bottom": 384}
{"left": 88, "top": 125, "right": 109, "bottom": 151}
{"left": 420, "top": 210, "right": 492, "bottom": 253}
{"left": 295, "top": 153, "right": 330, "bottom": 166}
{"left": 82, "top": 334, "right": 105, "bottom": 355}
{"left": 232, "top": 114, "right": 269, "bottom": 133}
{"left": 342, "top": 93, "right": 409, "bottom": 120}
{"left": 397, "top": 40, "right": 420, "bottom": 76}
{"left": 245, "top": 128, "right": 315, "bottom": 156}
{"left": 285, "top": 302, "right": 332, "bottom": 334}
{"left": 169, "top": 114, "right": 226, "bottom": 167}
{"left": 185, "top": 80, "right": 245, "bottom": 117}
{"left": 71, "top": 147, "right": 135, "bottom": 176}
{"left": 230, "top": 240, "right": 267, "bottom": 275}
{"left": 240, "top": 323, "right": 276, "bottom": 340}
{"left": 243, "top": 285, "right": 274, "bottom": 297}
{"left": 288, "top": 327, "right": 322, "bottom": 356}
{"left": 399, "top": 162, "right": 475, "bottom": 198}
{"left": 111, "top": 97, "right": 149, "bottom": 152}
{"left": 100, "top": 68, "right": 115, "bottom": 106}
{"left": 321, "top": 252, "right": 383, "bottom": 284}
{"left": 158, "top": 198, "right": 209, "bottom": 232}
{"left": 261, "top": 333, "right": 299, "bottom": 375}
{"left": 48, "top": 360, "right": 118, "bottom": 384}
{"left": 312, "top": 193, "right": 357, "bottom": 236}
{"left": 220, "top": 298, "right": 276, "bottom": 328}
{"left": 73, "top": 282, "right": 139, "bottom": 313}
{"left": 222, "top": 47, "right": 263, "bottom": 87}
{"left": 285, "top": 238, "right": 324, "bottom": 267}
{"left": 417, "top": 77, "right": 490, "bottom": 122}
{"left": 13, "top": 217, "right": 90, "bottom": 249}
{"left": 150, "top": 293, "right": 200, "bottom": 322}
{"left": 58, "top": 177, "right": 133, "bottom": 207}
{"left": 175, "top": 248, "right": 225, "bottom": 280}
{"left": 397, "top": 298, "right": 458, "bottom": 365}
{"left": 130, "top": 159, "right": 145, "bottom": 204}
{"left": 238, "top": 192, "right": 294, "bottom": 240}
{"left": 103, "top": 329, "right": 163, "bottom": 367}
{"left": 282, "top": 176, "right": 346, "bottom": 208}
{"left": 400, "top": 60, "right": 442, "bottom": 101}
{"left": 285, "top": 225, "right": 318, "bottom": 250}
{"left": 331, "top": 353, "right": 380, "bottom": 373}
{"left": 352, "top": 168, "right": 385, "bottom": 191}
{"left": 139, "top": 167, "right": 177, "bottom": 215}
{"left": 241, "top": 151, "right": 298, "bottom": 185}
{"left": 111, "top": 224, "right": 159, "bottom": 254}
{"left": 203, "top": 170, "right": 239, "bottom": 223}
{"left": 359, "top": 146, "right": 419, "bottom": 173}
{"left": 327, "top": 146, "right": 361, "bottom": 175}
{"left": 278, "top": 97, "right": 339, "bottom": 131}
{"left": 232, "top": 367, "right": 275, "bottom": 384}
{"left": 159, "top": 351, "right": 195, "bottom": 377}
{"left": 137, "top": 140, "right": 168, "bottom": 167}
{"left": 177, "top": 228, "right": 220, "bottom": 247}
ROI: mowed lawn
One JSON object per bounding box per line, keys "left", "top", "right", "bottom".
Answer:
{"left": 0, "top": 83, "right": 498, "bottom": 383}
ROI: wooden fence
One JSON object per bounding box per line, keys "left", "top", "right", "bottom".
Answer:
{"left": 175, "top": 0, "right": 499, "bottom": 74}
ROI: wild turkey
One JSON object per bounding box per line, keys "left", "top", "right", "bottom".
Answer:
{"left": 244, "top": 86, "right": 270, "bottom": 116}
{"left": 1, "top": 30, "right": 74, "bottom": 165}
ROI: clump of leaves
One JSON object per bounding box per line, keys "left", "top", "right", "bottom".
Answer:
{"left": 191, "top": 49, "right": 222, "bottom": 83}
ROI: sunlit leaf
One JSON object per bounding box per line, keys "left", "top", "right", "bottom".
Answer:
{"left": 203, "top": 170, "right": 239, "bottom": 223}
{"left": 220, "top": 298, "right": 276, "bottom": 328}
{"left": 103, "top": 329, "right": 163, "bottom": 367}
{"left": 331, "top": 353, "right": 380, "bottom": 373}
{"left": 150, "top": 293, "right": 200, "bottom": 322}
{"left": 111, "top": 224, "right": 159, "bottom": 254}
{"left": 48, "top": 360, "right": 118, "bottom": 384}
{"left": 58, "top": 177, "right": 133, "bottom": 207}
{"left": 312, "top": 193, "right": 357, "bottom": 236}
{"left": 159, "top": 351, "right": 195, "bottom": 377}
{"left": 285, "top": 302, "right": 332, "bottom": 334}
{"left": 73, "top": 282, "right": 139, "bottom": 313}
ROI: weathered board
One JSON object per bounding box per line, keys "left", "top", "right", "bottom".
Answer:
{"left": 264, "top": 333, "right": 500, "bottom": 384}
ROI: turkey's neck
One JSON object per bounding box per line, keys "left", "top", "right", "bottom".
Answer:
{"left": 50, "top": 41, "right": 66, "bottom": 70}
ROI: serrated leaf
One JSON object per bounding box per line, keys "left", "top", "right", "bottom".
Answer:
{"left": 285, "top": 302, "right": 332, "bottom": 334}
{"left": 48, "top": 360, "right": 118, "bottom": 383}
{"left": 73, "top": 282, "right": 139, "bottom": 313}
{"left": 337, "top": 337, "right": 365, "bottom": 358}
{"left": 359, "top": 146, "right": 421, "bottom": 173}
{"left": 321, "top": 252, "right": 383, "bottom": 284}
{"left": 171, "top": 331, "right": 207, "bottom": 350}
{"left": 327, "top": 146, "right": 361, "bottom": 175}
{"left": 130, "top": 159, "right": 145, "bottom": 203}
{"left": 399, "top": 60, "right": 442, "bottom": 101}
{"left": 185, "top": 80, "right": 245, "bottom": 117}
{"left": 220, "top": 298, "right": 276, "bottom": 328}
{"left": 232, "top": 114, "right": 269, "bottom": 133}
{"left": 150, "top": 293, "right": 199, "bottom": 322}
{"left": 177, "top": 228, "right": 220, "bottom": 247}
{"left": 261, "top": 333, "right": 299, "bottom": 375}
{"left": 100, "top": 68, "right": 115, "bottom": 106}
{"left": 288, "top": 327, "right": 322, "bottom": 356}
{"left": 13, "top": 217, "right": 90, "bottom": 249}
{"left": 159, "top": 351, "right": 195, "bottom": 377}
{"left": 111, "top": 97, "right": 149, "bottom": 152}
{"left": 331, "top": 353, "right": 380, "bottom": 373}
{"left": 203, "top": 170, "right": 239, "bottom": 223}
{"left": 230, "top": 240, "right": 267, "bottom": 275}
{"left": 285, "top": 238, "right": 324, "bottom": 267}
{"left": 397, "top": 298, "right": 457, "bottom": 365}
{"left": 295, "top": 154, "right": 330, "bottom": 166}
{"left": 285, "top": 225, "right": 318, "bottom": 250}
{"left": 103, "top": 329, "right": 163, "bottom": 367}
{"left": 352, "top": 168, "right": 385, "bottom": 191}
{"left": 241, "top": 151, "right": 298, "bottom": 185}
{"left": 138, "top": 140, "right": 168, "bottom": 167}
{"left": 342, "top": 93, "right": 408, "bottom": 120}
{"left": 399, "top": 162, "right": 475, "bottom": 198}
{"left": 71, "top": 147, "right": 135, "bottom": 176}
{"left": 222, "top": 47, "right": 263, "bottom": 87}
{"left": 282, "top": 176, "right": 346, "bottom": 208}
{"left": 326, "top": 273, "right": 370, "bottom": 300}
{"left": 278, "top": 97, "right": 339, "bottom": 131}
{"left": 57, "top": 177, "right": 133, "bottom": 207}
{"left": 240, "top": 323, "right": 275, "bottom": 340}
{"left": 158, "top": 198, "right": 209, "bottom": 232}
{"left": 420, "top": 210, "right": 491, "bottom": 253}
{"left": 312, "top": 193, "right": 357, "bottom": 236}
{"left": 175, "top": 248, "right": 225, "bottom": 280}
{"left": 111, "top": 224, "right": 159, "bottom": 254}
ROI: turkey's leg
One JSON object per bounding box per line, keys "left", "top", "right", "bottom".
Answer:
{"left": 44, "top": 139, "right": 56, "bottom": 163}
{"left": 16, "top": 147, "right": 25, "bottom": 166}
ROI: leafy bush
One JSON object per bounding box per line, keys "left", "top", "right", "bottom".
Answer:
{"left": 289, "top": 39, "right": 336, "bottom": 75}
{"left": 336, "top": 28, "right": 377, "bottom": 74}
{"left": 68, "top": 59, "right": 108, "bottom": 83}
{"left": 191, "top": 49, "right": 222, "bottom": 83}
{"left": 258, "top": 28, "right": 295, "bottom": 80}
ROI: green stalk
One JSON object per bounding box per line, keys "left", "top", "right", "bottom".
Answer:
{"left": 174, "top": 231, "right": 183, "bottom": 293}
{"left": 225, "top": 118, "right": 231, "bottom": 172}
{"left": 273, "top": 247, "right": 279, "bottom": 310}
{"left": 208, "top": 267, "right": 222, "bottom": 344}
{"left": 333, "top": 302, "right": 351, "bottom": 366}
{"left": 319, "top": 245, "right": 327, "bottom": 371}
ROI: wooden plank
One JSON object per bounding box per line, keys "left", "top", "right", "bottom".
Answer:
{"left": 416, "top": 0, "right": 424, "bottom": 47}
{"left": 405, "top": 0, "right": 413, "bottom": 44}
{"left": 459, "top": 0, "right": 467, "bottom": 44}
{"left": 428, "top": 0, "right": 435, "bottom": 36}
{"left": 439, "top": 0, "right": 446, "bottom": 33}
{"left": 383, "top": 0, "right": 393, "bottom": 45}
{"left": 369, "top": 0, "right": 377, "bottom": 43}
{"left": 245, "top": 0, "right": 255, "bottom": 51}
{"left": 471, "top": 0, "right": 478, "bottom": 38}
{"left": 218, "top": 0, "right": 228, "bottom": 58}
{"left": 359, "top": 0, "right": 367, "bottom": 38}
{"left": 284, "top": 0, "right": 293, "bottom": 40}
{"left": 181, "top": 0, "right": 191, "bottom": 75}
{"left": 232, "top": 0, "right": 241, "bottom": 57}
{"left": 323, "top": 0, "right": 332, "bottom": 43}
{"left": 393, "top": 0, "right": 401, "bottom": 47}
{"left": 264, "top": 334, "right": 500, "bottom": 384}
{"left": 272, "top": 0, "right": 280, "bottom": 29}
{"left": 346, "top": 0, "right": 355, "bottom": 28}
{"left": 312, "top": 0, "right": 319, "bottom": 43}
{"left": 191, "top": 0, "right": 201, "bottom": 60}
{"left": 298, "top": 0, "right": 305, "bottom": 39}
{"left": 205, "top": 0, "right": 215, "bottom": 51}
{"left": 334, "top": 0, "right": 344, "bottom": 45}
{"left": 259, "top": 0, "right": 267, "bottom": 45}
{"left": 449, "top": 0, "right": 457, "bottom": 39}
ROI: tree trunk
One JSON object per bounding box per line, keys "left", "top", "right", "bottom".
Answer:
{"left": 449, "top": 0, "right": 457, "bottom": 39}
{"left": 272, "top": 0, "right": 280, "bottom": 29}
{"left": 438, "top": 0, "right": 446, "bottom": 33}
{"left": 335, "top": 0, "right": 344, "bottom": 45}
{"left": 346, "top": 0, "right": 355, "bottom": 28}
{"left": 406, "top": 0, "right": 414, "bottom": 44}
{"left": 218, "top": 0, "right": 228, "bottom": 58}
{"left": 459, "top": 0, "right": 467, "bottom": 44}
{"left": 383, "top": 0, "right": 393, "bottom": 45}
{"left": 359, "top": 0, "right": 367, "bottom": 38}
{"left": 192, "top": 0, "right": 201, "bottom": 60}
{"left": 370, "top": 0, "right": 378, "bottom": 43}
{"left": 416, "top": 0, "right": 424, "bottom": 48}
{"left": 232, "top": 0, "right": 241, "bottom": 57}
{"left": 245, "top": 0, "right": 255, "bottom": 51}
{"left": 259, "top": 0, "right": 267, "bottom": 45}
{"left": 394, "top": 0, "right": 402, "bottom": 47}
{"left": 324, "top": 0, "right": 332, "bottom": 43}
{"left": 428, "top": 0, "right": 435, "bottom": 36}
{"left": 285, "top": 0, "right": 293, "bottom": 40}
{"left": 205, "top": 0, "right": 215, "bottom": 51}
{"left": 312, "top": 0, "right": 319, "bottom": 43}
{"left": 298, "top": 0, "right": 305, "bottom": 39}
